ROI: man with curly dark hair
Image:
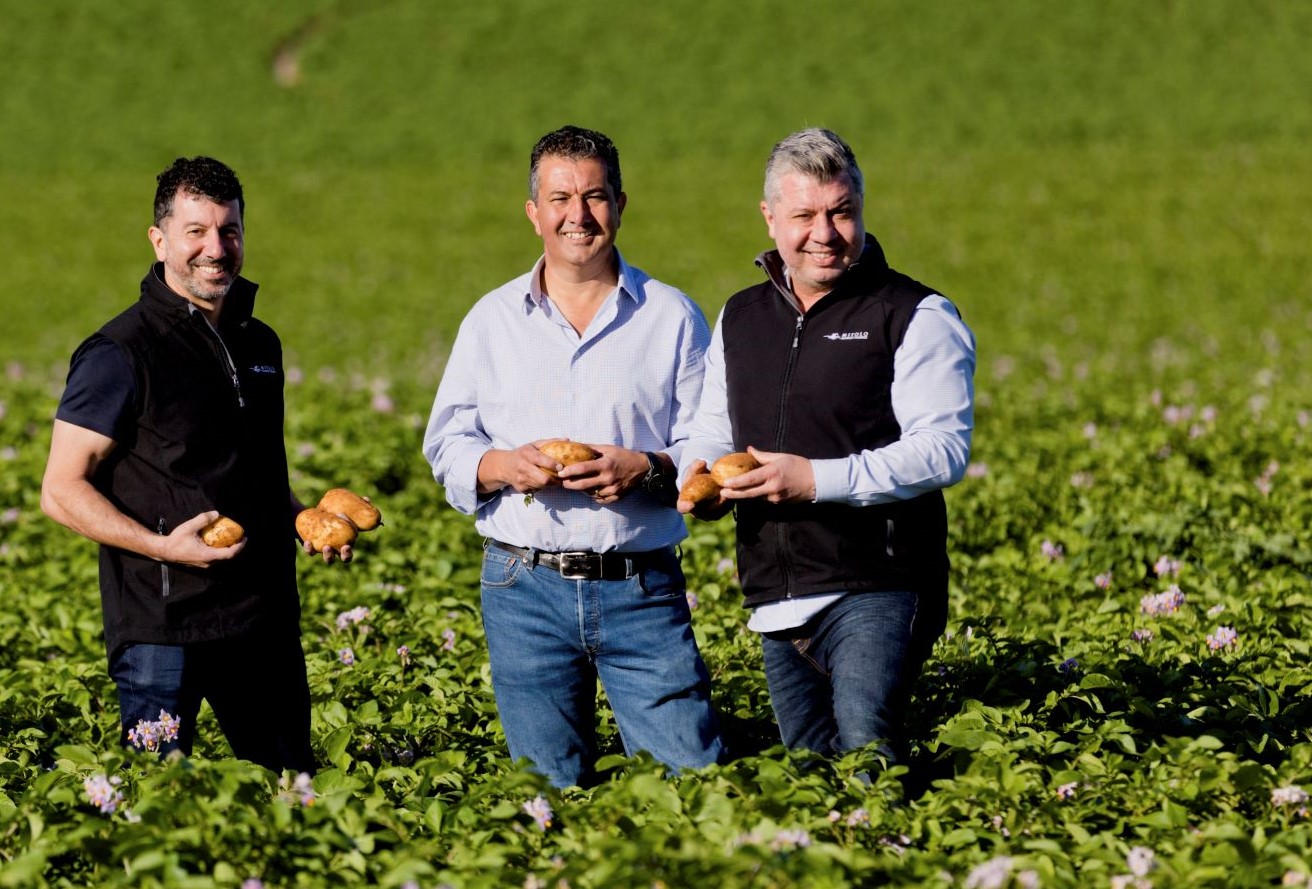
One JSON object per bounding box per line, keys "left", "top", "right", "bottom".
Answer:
{"left": 42, "top": 156, "right": 336, "bottom": 772}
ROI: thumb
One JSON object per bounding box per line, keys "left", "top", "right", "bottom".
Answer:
{"left": 746, "top": 446, "right": 780, "bottom": 464}
{"left": 177, "top": 511, "right": 220, "bottom": 534}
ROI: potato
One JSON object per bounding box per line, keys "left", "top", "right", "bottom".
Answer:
{"left": 537, "top": 439, "right": 600, "bottom": 478}
{"left": 679, "top": 473, "right": 722, "bottom": 505}
{"left": 296, "top": 507, "right": 358, "bottom": 553}
{"left": 318, "top": 488, "right": 382, "bottom": 531}
{"left": 200, "top": 516, "right": 245, "bottom": 548}
{"left": 711, "top": 452, "right": 761, "bottom": 485}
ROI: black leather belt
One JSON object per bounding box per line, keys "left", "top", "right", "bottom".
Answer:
{"left": 487, "top": 539, "right": 665, "bottom": 580}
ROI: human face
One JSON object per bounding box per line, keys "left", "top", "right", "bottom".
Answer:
{"left": 526, "top": 156, "right": 625, "bottom": 277}
{"left": 760, "top": 171, "right": 865, "bottom": 305}
{"left": 148, "top": 190, "right": 244, "bottom": 306}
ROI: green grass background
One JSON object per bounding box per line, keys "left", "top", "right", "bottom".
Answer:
{"left": 3, "top": 0, "right": 1310, "bottom": 396}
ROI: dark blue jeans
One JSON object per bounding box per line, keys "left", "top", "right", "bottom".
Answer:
{"left": 480, "top": 542, "right": 724, "bottom": 787}
{"left": 109, "top": 622, "right": 316, "bottom": 773}
{"left": 760, "top": 589, "right": 945, "bottom": 761}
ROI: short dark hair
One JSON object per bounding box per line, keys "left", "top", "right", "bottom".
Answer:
{"left": 528, "top": 126, "right": 622, "bottom": 201}
{"left": 153, "top": 156, "right": 244, "bottom": 226}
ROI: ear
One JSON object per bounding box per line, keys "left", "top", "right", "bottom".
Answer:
{"left": 525, "top": 199, "right": 542, "bottom": 237}
{"left": 148, "top": 226, "right": 167, "bottom": 261}
{"left": 759, "top": 200, "right": 776, "bottom": 241}
{"left": 615, "top": 191, "right": 627, "bottom": 224}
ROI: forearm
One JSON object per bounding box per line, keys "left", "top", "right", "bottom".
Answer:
{"left": 41, "top": 475, "right": 165, "bottom": 560}
{"left": 812, "top": 429, "right": 971, "bottom": 505}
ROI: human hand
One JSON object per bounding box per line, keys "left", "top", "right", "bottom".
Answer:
{"left": 558, "top": 444, "right": 646, "bottom": 504}
{"left": 717, "top": 446, "right": 816, "bottom": 504}
{"left": 675, "top": 461, "right": 734, "bottom": 520}
{"left": 490, "top": 441, "right": 573, "bottom": 498}
{"left": 304, "top": 538, "right": 354, "bottom": 565}
{"left": 161, "top": 511, "right": 246, "bottom": 568}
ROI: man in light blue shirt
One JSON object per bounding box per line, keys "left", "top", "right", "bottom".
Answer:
{"left": 678, "top": 128, "right": 976, "bottom": 764}
{"left": 423, "top": 126, "right": 723, "bottom": 787}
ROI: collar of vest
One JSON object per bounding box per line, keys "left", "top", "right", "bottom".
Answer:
{"left": 140, "top": 262, "right": 260, "bottom": 330}
{"left": 754, "top": 233, "right": 890, "bottom": 306}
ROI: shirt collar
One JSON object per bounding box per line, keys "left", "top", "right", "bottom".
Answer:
{"left": 523, "top": 248, "right": 639, "bottom": 314}
{"left": 754, "top": 234, "right": 888, "bottom": 307}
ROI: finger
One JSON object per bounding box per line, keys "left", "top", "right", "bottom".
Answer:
{"left": 177, "top": 511, "right": 221, "bottom": 535}
{"left": 339, "top": 544, "right": 354, "bottom": 563}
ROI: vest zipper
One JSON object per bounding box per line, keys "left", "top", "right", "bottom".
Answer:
{"left": 157, "top": 517, "right": 172, "bottom": 598}
{"left": 199, "top": 315, "right": 246, "bottom": 409}
{"left": 774, "top": 312, "right": 805, "bottom": 597}
{"left": 886, "top": 519, "right": 896, "bottom": 558}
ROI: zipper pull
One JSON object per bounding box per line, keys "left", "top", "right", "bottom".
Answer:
{"left": 232, "top": 371, "right": 245, "bottom": 408}
{"left": 792, "top": 314, "right": 803, "bottom": 348}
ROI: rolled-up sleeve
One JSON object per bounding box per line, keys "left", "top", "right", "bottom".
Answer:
{"left": 421, "top": 319, "right": 492, "bottom": 516}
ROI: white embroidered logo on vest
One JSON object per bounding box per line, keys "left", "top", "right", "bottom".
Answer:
{"left": 823, "top": 331, "right": 869, "bottom": 341}
{"left": 249, "top": 365, "right": 278, "bottom": 374}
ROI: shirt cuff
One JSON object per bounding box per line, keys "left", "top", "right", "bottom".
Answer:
{"left": 810, "top": 457, "right": 849, "bottom": 503}
{"left": 444, "top": 445, "right": 493, "bottom": 515}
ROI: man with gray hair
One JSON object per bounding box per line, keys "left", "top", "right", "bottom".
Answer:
{"left": 679, "top": 128, "right": 976, "bottom": 763}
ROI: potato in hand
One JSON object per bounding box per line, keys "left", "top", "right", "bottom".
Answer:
{"left": 679, "top": 473, "right": 722, "bottom": 505}
{"left": 537, "top": 439, "right": 600, "bottom": 478}
{"left": 711, "top": 452, "right": 761, "bottom": 485}
{"left": 296, "top": 507, "right": 358, "bottom": 554}
{"left": 318, "top": 488, "right": 382, "bottom": 531}
{"left": 200, "top": 516, "right": 245, "bottom": 548}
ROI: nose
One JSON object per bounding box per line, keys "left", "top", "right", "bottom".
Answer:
{"left": 810, "top": 213, "right": 839, "bottom": 244}
{"left": 201, "top": 228, "right": 227, "bottom": 258}
{"left": 567, "top": 195, "right": 595, "bottom": 224}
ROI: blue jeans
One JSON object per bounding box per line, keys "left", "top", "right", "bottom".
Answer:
{"left": 760, "top": 589, "right": 945, "bottom": 761}
{"left": 480, "top": 542, "right": 724, "bottom": 787}
{"left": 109, "top": 622, "right": 315, "bottom": 773}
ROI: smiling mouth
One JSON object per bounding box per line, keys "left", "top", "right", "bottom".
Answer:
{"left": 562, "top": 231, "right": 598, "bottom": 240}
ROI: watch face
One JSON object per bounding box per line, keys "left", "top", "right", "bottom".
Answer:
{"left": 643, "top": 453, "right": 663, "bottom": 493}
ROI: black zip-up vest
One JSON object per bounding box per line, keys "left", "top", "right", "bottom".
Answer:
{"left": 723, "top": 236, "right": 950, "bottom": 605}
{"left": 87, "top": 265, "right": 298, "bottom": 657}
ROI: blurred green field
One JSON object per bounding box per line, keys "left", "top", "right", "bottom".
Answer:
{"left": 3, "top": 0, "right": 1310, "bottom": 394}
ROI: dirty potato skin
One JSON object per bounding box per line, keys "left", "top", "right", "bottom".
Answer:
{"left": 710, "top": 452, "right": 762, "bottom": 485}
{"left": 318, "top": 488, "right": 382, "bottom": 531}
{"left": 679, "top": 473, "right": 722, "bottom": 505}
{"left": 199, "top": 516, "right": 245, "bottom": 548}
{"left": 295, "top": 507, "right": 358, "bottom": 553}
{"left": 537, "top": 440, "right": 601, "bottom": 478}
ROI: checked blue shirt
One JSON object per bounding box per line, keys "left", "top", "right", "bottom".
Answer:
{"left": 423, "top": 250, "right": 711, "bottom": 554}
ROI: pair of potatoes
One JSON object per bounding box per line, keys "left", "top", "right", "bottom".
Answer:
{"left": 295, "top": 489, "right": 383, "bottom": 553}
{"left": 198, "top": 488, "right": 383, "bottom": 553}
{"left": 679, "top": 452, "right": 761, "bottom": 504}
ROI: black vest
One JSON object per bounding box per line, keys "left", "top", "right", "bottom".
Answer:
{"left": 89, "top": 265, "right": 298, "bottom": 657}
{"left": 722, "top": 236, "right": 949, "bottom": 604}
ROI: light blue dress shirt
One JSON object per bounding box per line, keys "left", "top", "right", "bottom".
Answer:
{"left": 681, "top": 292, "right": 976, "bottom": 632}
{"left": 423, "top": 251, "right": 710, "bottom": 553}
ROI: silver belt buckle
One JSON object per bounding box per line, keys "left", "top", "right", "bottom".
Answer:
{"left": 557, "top": 551, "right": 596, "bottom": 580}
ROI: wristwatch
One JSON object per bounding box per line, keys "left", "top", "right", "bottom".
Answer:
{"left": 640, "top": 451, "right": 675, "bottom": 506}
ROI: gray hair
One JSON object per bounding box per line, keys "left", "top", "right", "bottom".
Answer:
{"left": 763, "top": 128, "right": 864, "bottom": 205}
